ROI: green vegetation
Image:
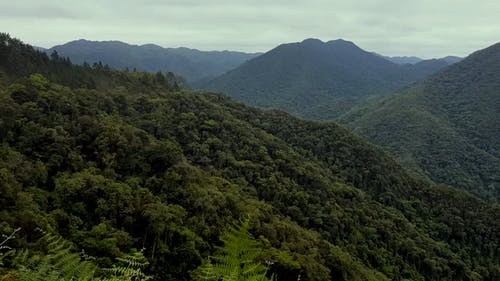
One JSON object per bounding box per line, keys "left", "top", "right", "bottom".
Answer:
{"left": 200, "top": 38, "right": 451, "bottom": 120}
{"left": 0, "top": 223, "right": 270, "bottom": 281}
{"left": 0, "top": 228, "right": 153, "bottom": 281}
{"left": 0, "top": 33, "right": 499, "bottom": 281}
{"left": 192, "top": 220, "right": 271, "bottom": 281}
{"left": 341, "top": 42, "right": 500, "bottom": 201}
{"left": 47, "top": 39, "right": 260, "bottom": 82}
{"left": 9, "top": 232, "right": 97, "bottom": 281}
{"left": 0, "top": 33, "right": 182, "bottom": 92}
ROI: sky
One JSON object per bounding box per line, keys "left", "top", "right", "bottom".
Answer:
{"left": 1, "top": 0, "right": 500, "bottom": 58}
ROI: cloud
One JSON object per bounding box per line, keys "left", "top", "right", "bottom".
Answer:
{"left": 0, "top": 3, "right": 81, "bottom": 19}
{"left": 1, "top": 0, "right": 499, "bottom": 57}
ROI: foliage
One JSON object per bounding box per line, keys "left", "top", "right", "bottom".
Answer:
{"left": 0, "top": 33, "right": 181, "bottom": 92}
{"left": 341, "top": 42, "right": 500, "bottom": 201}
{"left": 199, "top": 38, "right": 450, "bottom": 120}
{"left": 0, "top": 228, "right": 19, "bottom": 267}
{"left": 0, "top": 34, "right": 498, "bottom": 281}
{"left": 45, "top": 39, "right": 259, "bottom": 82}
{"left": 0, "top": 229, "right": 152, "bottom": 281}
{"left": 99, "top": 251, "right": 152, "bottom": 281}
{"left": 10, "top": 231, "right": 96, "bottom": 281}
{"left": 192, "top": 220, "right": 270, "bottom": 281}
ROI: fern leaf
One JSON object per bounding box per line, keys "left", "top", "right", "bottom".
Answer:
{"left": 99, "top": 250, "right": 152, "bottom": 281}
{"left": 193, "top": 219, "right": 271, "bottom": 281}
{"left": 11, "top": 232, "right": 97, "bottom": 281}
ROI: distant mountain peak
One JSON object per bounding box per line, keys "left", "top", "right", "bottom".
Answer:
{"left": 140, "top": 43, "right": 162, "bottom": 48}
{"left": 327, "top": 38, "right": 357, "bottom": 47}
{"left": 300, "top": 38, "right": 324, "bottom": 45}
{"left": 298, "top": 38, "right": 359, "bottom": 49}
{"left": 201, "top": 38, "right": 449, "bottom": 120}
{"left": 61, "top": 39, "right": 131, "bottom": 48}
{"left": 46, "top": 39, "right": 260, "bottom": 81}
{"left": 69, "top": 39, "right": 118, "bottom": 44}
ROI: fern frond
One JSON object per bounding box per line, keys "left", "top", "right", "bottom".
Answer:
{"left": 99, "top": 250, "right": 152, "bottom": 281}
{"left": 11, "top": 232, "right": 97, "bottom": 281}
{"left": 0, "top": 228, "right": 20, "bottom": 267}
{"left": 193, "top": 219, "right": 271, "bottom": 281}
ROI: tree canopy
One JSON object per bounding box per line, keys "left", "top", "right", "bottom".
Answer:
{"left": 0, "top": 33, "right": 498, "bottom": 281}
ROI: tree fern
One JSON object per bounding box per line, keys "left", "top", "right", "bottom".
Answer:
{"left": 3, "top": 229, "right": 151, "bottom": 281}
{"left": 12, "top": 231, "right": 96, "bottom": 281}
{"left": 0, "top": 228, "right": 19, "bottom": 267}
{"left": 98, "top": 250, "right": 152, "bottom": 281}
{"left": 193, "top": 220, "right": 271, "bottom": 281}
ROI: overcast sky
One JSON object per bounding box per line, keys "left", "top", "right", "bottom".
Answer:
{"left": 1, "top": 0, "right": 499, "bottom": 58}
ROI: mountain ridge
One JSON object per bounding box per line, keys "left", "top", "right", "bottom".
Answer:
{"left": 47, "top": 39, "right": 261, "bottom": 82}
{"left": 378, "top": 55, "right": 462, "bottom": 65}
{"left": 1, "top": 33, "right": 499, "bottom": 281}
{"left": 199, "top": 38, "right": 456, "bottom": 120}
{"left": 341, "top": 41, "right": 500, "bottom": 200}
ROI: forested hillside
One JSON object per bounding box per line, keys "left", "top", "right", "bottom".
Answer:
{"left": 1, "top": 33, "right": 499, "bottom": 281}
{"left": 200, "top": 38, "right": 454, "bottom": 120}
{"left": 381, "top": 55, "right": 423, "bottom": 64}
{"left": 341, "top": 42, "right": 500, "bottom": 201}
{"left": 378, "top": 55, "right": 461, "bottom": 65}
{"left": 47, "top": 39, "right": 260, "bottom": 82}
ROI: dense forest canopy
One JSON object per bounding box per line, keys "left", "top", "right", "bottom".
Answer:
{"left": 198, "top": 38, "right": 454, "bottom": 120}
{"left": 46, "top": 39, "right": 260, "bottom": 82}
{"left": 0, "top": 33, "right": 499, "bottom": 281}
{"left": 341, "top": 42, "right": 500, "bottom": 201}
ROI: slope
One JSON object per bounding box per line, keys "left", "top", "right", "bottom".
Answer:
{"left": 1, "top": 33, "right": 499, "bottom": 281}
{"left": 47, "top": 39, "right": 260, "bottom": 82}
{"left": 376, "top": 55, "right": 462, "bottom": 65}
{"left": 382, "top": 55, "right": 423, "bottom": 64}
{"left": 200, "top": 38, "right": 453, "bottom": 120}
{"left": 341, "top": 42, "right": 500, "bottom": 200}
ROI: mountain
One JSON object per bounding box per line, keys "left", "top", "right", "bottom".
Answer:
{"left": 47, "top": 39, "right": 260, "bottom": 82}
{"left": 1, "top": 33, "right": 499, "bottom": 281}
{"left": 32, "top": 46, "right": 46, "bottom": 52}
{"left": 199, "top": 38, "right": 453, "bottom": 120}
{"left": 381, "top": 55, "right": 423, "bottom": 64}
{"left": 440, "top": 55, "right": 463, "bottom": 64}
{"left": 405, "top": 58, "right": 451, "bottom": 78}
{"left": 341, "top": 42, "right": 500, "bottom": 200}
{"left": 376, "top": 54, "right": 462, "bottom": 66}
